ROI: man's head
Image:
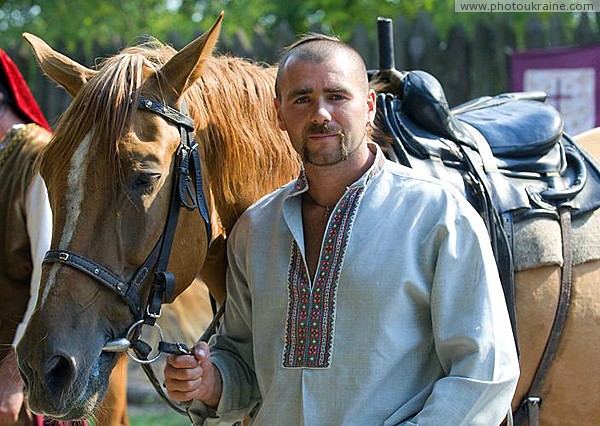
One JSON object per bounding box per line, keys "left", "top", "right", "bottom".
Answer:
{"left": 275, "top": 34, "right": 369, "bottom": 101}
{"left": 274, "top": 34, "right": 375, "bottom": 167}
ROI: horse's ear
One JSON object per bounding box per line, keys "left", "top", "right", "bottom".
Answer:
{"left": 157, "top": 11, "right": 224, "bottom": 102}
{"left": 22, "top": 33, "right": 96, "bottom": 98}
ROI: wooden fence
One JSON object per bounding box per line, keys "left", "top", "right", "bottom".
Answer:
{"left": 5, "top": 11, "right": 600, "bottom": 125}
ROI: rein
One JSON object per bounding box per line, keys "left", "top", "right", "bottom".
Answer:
{"left": 42, "top": 96, "right": 214, "bottom": 415}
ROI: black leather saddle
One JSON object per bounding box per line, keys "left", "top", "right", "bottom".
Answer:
{"left": 373, "top": 70, "right": 600, "bottom": 354}
{"left": 374, "top": 70, "right": 600, "bottom": 221}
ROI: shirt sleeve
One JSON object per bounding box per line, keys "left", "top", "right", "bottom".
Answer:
{"left": 404, "top": 198, "right": 520, "bottom": 425}
{"left": 12, "top": 173, "right": 52, "bottom": 346}
{"left": 188, "top": 222, "right": 261, "bottom": 425}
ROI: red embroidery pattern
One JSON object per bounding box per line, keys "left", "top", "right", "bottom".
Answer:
{"left": 283, "top": 186, "right": 363, "bottom": 368}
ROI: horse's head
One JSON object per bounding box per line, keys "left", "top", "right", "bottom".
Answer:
{"left": 16, "top": 14, "right": 224, "bottom": 419}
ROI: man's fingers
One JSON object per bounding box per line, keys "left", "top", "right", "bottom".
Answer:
{"left": 165, "top": 377, "right": 202, "bottom": 403}
{"left": 165, "top": 374, "right": 202, "bottom": 393}
{"left": 165, "top": 353, "right": 200, "bottom": 369}
{"left": 193, "top": 341, "right": 210, "bottom": 361}
{"left": 163, "top": 342, "right": 218, "bottom": 405}
{"left": 164, "top": 361, "right": 202, "bottom": 381}
{"left": 167, "top": 387, "right": 200, "bottom": 403}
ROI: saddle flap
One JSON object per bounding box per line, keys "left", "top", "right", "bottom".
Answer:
{"left": 456, "top": 98, "right": 564, "bottom": 158}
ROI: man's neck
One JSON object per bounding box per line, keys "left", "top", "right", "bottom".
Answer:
{"left": 303, "top": 141, "right": 375, "bottom": 206}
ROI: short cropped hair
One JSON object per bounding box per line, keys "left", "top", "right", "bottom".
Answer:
{"left": 275, "top": 33, "right": 368, "bottom": 99}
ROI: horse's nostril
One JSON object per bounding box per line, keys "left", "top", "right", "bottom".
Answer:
{"left": 43, "top": 354, "right": 77, "bottom": 393}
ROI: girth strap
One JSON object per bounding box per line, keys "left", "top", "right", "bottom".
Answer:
{"left": 514, "top": 206, "right": 573, "bottom": 426}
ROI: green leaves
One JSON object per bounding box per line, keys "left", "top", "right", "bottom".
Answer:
{"left": 0, "top": 0, "right": 586, "bottom": 57}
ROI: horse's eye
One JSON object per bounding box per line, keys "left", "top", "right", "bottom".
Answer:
{"left": 131, "top": 172, "right": 161, "bottom": 192}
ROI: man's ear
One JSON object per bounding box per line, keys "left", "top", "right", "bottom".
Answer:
{"left": 366, "top": 89, "right": 377, "bottom": 124}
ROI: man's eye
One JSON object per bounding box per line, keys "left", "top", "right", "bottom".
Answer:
{"left": 294, "top": 97, "right": 310, "bottom": 104}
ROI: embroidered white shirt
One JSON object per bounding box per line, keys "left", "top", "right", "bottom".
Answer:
{"left": 191, "top": 143, "right": 519, "bottom": 425}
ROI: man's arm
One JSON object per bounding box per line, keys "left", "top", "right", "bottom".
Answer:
{"left": 0, "top": 348, "right": 24, "bottom": 425}
{"left": 1, "top": 174, "right": 51, "bottom": 424}
{"left": 406, "top": 202, "right": 519, "bottom": 425}
{"left": 165, "top": 220, "right": 260, "bottom": 425}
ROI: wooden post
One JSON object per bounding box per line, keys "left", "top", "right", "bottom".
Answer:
{"left": 524, "top": 15, "right": 548, "bottom": 48}
{"left": 444, "top": 24, "right": 471, "bottom": 107}
{"left": 548, "top": 15, "right": 568, "bottom": 47}
{"left": 574, "top": 13, "right": 599, "bottom": 45}
{"left": 408, "top": 10, "right": 442, "bottom": 78}
{"left": 350, "top": 23, "right": 377, "bottom": 69}
{"left": 471, "top": 20, "right": 498, "bottom": 98}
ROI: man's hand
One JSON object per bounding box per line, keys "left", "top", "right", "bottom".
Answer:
{"left": 164, "top": 341, "right": 222, "bottom": 408}
{"left": 0, "top": 348, "right": 25, "bottom": 425}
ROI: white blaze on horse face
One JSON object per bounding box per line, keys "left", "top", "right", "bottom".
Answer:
{"left": 41, "top": 134, "right": 93, "bottom": 306}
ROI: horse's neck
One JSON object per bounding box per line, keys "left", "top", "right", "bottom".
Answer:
{"left": 200, "top": 149, "right": 299, "bottom": 234}
{"left": 190, "top": 59, "right": 300, "bottom": 233}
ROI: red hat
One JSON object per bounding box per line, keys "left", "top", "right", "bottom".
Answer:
{"left": 0, "top": 48, "right": 51, "bottom": 131}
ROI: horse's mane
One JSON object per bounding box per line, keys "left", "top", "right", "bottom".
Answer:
{"left": 186, "top": 55, "right": 300, "bottom": 229}
{"left": 38, "top": 44, "right": 160, "bottom": 188}
{"left": 39, "top": 39, "right": 300, "bottom": 229}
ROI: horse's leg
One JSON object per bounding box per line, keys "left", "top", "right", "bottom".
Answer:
{"left": 513, "top": 260, "right": 600, "bottom": 425}
{"left": 94, "top": 354, "right": 129, "bottom": 426}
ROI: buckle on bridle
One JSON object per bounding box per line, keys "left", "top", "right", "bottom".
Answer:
{"left": 146, "top": 304, "right": 162, "bottom": 319}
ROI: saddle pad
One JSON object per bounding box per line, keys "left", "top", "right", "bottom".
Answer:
{"left": 514, "top": 208, "right": 600, "bottom": 271}
{"left": 457, "top": 99, "right": 564, "bottom": 158}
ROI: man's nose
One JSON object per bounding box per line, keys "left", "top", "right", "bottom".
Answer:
{"left": 311, "top": 100, "right": 332, "bottom": 123}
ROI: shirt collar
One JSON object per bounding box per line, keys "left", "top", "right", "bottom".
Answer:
{"left": 290, "top": 142, "right": 386, "bottom": 197}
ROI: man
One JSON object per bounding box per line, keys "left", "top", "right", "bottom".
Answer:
{"left": 164, "top": 34, "right": 520, "bottom": 425}
{"left": 0, "top": 49, "right": 53, "bottom": 426}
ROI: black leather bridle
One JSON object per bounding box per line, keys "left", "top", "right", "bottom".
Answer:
{"left": 42, "top": 96, "right": 215, "bottom": 415}
{"left": 43, "top": 96, "right": 212, "bottom": 360}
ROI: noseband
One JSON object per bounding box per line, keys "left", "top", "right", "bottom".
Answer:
{"left": 43, "top": 96, "right": 212, "bottom": 363}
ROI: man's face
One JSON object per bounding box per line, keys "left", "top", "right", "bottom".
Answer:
{"left": 274, "top": 53, "right": 375, "bottom": 167}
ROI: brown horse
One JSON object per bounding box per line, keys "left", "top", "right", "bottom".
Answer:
{"left": 14, "top": 13, "right": 600, "bottom": 425}
{"left": 16, "top": 13, "right": 299, "bottom": 422}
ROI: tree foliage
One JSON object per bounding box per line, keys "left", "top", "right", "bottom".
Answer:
{"left": 0, "top": 0, "right": 590, "bottom": 57}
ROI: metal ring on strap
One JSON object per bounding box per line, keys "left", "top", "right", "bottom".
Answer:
{"left": 125, "top": 320, "right": 164, "bottom": 364}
